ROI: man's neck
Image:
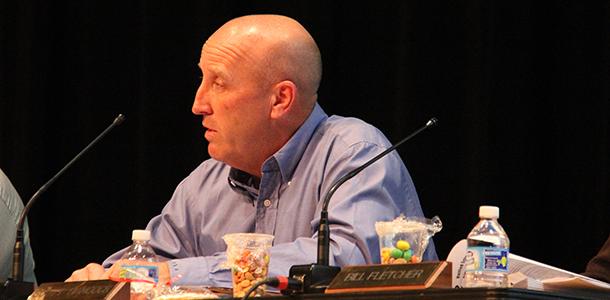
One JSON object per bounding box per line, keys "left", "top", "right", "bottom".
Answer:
{"left": 237, "top": 107, "right": 313, "bottom": 178}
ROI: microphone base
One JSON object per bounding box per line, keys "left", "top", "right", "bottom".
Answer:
{"left": 1, "top": 279, "right": 34, "bottom": 300}
{"left": 282, "top": 263, "right": 340, "bottom": 295}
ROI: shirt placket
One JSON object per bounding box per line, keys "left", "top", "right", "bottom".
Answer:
{"left": 255, "top": 171, "right": 280, "bottom": 235}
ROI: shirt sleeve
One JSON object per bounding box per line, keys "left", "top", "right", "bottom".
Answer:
{"left": 102, "top": 177, "right": 234, "bottom": 287}
{"left": 167, "top": 254, "right": 231, "bottom": 287}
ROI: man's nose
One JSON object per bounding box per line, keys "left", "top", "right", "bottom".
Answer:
{"left": 192, "top": 84, "right": 212, "bottom": 115}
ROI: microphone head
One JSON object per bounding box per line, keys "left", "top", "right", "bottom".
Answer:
{"left": 114, "top": 114, "right": 126, "bottom": 125}
{"left": 426, "top": 117, "right": 438, "bottom": 127}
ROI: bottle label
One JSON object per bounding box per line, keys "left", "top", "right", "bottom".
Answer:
{"left": 465, "top": 246, "right": 509, "bottom": 273}
{"left": 118, "top": 265, "right": 159, "bottom": 283}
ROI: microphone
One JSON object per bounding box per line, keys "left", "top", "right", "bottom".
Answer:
{"left": 3, "top": 114, "right": 125, "bottom": 298}
{"left": 284, "top": 117, "right": 438, "bottom": 294}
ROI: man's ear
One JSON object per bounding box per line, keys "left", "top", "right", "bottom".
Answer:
{"left": 270, "top": 80, "right": 296, "bottom": 119}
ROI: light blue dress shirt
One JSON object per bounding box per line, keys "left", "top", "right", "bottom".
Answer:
{"left": 104, "top": 103, "right": 437, "bottom": 286}
{"left": 0, "top": 168, "right": 36, "bottom": 283}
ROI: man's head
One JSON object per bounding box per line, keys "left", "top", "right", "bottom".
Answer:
{"left": 192, "top": 15, "right": 322, "bottom": 177}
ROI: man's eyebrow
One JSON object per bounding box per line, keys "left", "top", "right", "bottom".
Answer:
{"left": 206, "top": 66, "right": 231, "bottom": 80}
{"left": 198, "top": 62, "right": 223, "bottom": 75}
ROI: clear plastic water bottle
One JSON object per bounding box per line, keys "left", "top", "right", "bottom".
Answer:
{"left": 118, "top": 230, "right": 159, "bottom": 298}
{"left": 463, "top": 206, "right": 510, "bottom": 287}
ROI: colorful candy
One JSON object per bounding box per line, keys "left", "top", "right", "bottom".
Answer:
{"left": 390, "top": 248, "right": 403, "bottom": 259}
{"left": 403, "top": 249, "right": 413, "bottom": 261}
{"left": 380, "top": 239, "right": 421, "bottom": 264}
{"left": 396, "top": 240, "right": 411, "bottom": 251}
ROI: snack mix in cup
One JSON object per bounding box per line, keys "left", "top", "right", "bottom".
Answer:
{"left": 375, "top": 215, "right": 442, "bottom": 264}
{"left": 222, "top": 233, "right": 274, "bottom": 298}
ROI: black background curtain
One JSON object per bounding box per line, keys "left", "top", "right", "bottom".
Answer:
{"left": 1, "top": 1, "right": 608, "bottom": 284}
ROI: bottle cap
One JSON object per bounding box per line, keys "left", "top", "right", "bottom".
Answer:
{"left": 479, "top": 206, "right": 499, "bottom": 219}
{"left": 132, "top": 229, "right": 151, "bottom": 241}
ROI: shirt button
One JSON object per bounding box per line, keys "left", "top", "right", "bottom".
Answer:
{"left": 263, "top": 199, "right": 272, "bottom": 207}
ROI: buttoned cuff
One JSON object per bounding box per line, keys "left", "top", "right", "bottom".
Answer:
{"left": 168, "top": 256, "right": 232, "bottom": 288}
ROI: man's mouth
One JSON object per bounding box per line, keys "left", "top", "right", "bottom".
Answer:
{"left": 204, "top": 128, "right": 216, "bottom": 140}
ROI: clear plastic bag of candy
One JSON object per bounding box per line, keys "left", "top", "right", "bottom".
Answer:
{"left": 375, "top": 215, "right": 442, "bottom": 264}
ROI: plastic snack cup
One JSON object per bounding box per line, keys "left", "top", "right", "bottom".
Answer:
{"left": 375, "top": 215, "right": 442, "bottom": 264}
{"left": 222, "top": 233, "right": 274, "bottom": 298}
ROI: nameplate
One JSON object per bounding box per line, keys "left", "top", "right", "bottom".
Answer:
{"left": 29, "top": 280, "right": 129, "bottom": 300}
{"left": 326, "top": 261, "right": 451, "bottom": 294}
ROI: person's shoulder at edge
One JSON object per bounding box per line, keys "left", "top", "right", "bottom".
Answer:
{"left": 0, "top": 169, "right": 20, "bottom": 214}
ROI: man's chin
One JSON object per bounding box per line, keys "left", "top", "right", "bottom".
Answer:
{"left": 207, "top": 146, "right": 228, "bottom": 163}
{"left": 207, "top": 146, "right": 220, "bottom": 160}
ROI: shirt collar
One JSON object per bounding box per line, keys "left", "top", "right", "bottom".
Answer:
{"left": 228, "top": 103, "right": 328, "bottom": 190}
{"left": 266, "top": 103, "right": 328, "bottom": 183}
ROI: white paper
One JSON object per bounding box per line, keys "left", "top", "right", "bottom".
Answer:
{"left": 446, "top": 239, "right": 610, "bottom": 292}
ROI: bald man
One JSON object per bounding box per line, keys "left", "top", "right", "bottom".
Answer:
{"left": 67, "top": 14, "right": 436, "bottom": 286}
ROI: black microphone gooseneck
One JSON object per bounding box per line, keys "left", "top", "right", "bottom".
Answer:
{"left": 285, "top": 117, "right": 438, "bottom": 295}
{"left": 318, "top": 117, "right": 438, "bottom": 265}
{"left": 9, "top": 114, "right": 125, "bottom": 288}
